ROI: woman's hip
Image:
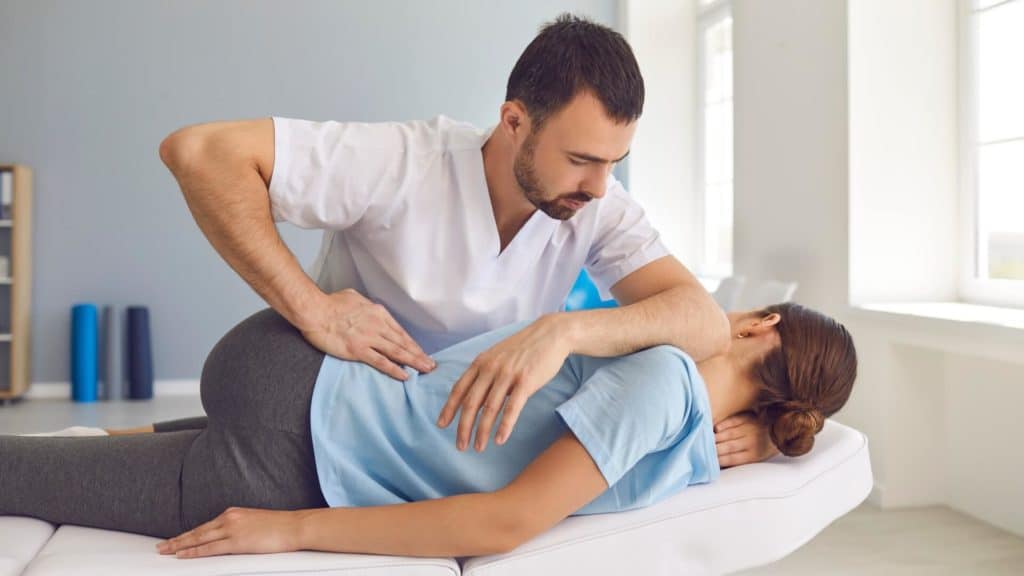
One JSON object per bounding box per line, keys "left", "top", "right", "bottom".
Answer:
{"left": 198, "top": 307, "right": 326, "bottom": 437}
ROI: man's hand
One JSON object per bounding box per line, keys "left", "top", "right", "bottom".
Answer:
{"left": 300, "top": 288, "right": 435, "bottom": 381}
{"left": 155, "top": 507, "right": 305, "bottom": 558}
{"left": 714, "top": 411, "right": 780, "bottom": 468}
{"left": 436, "top": 315, "right": 572, "bottom": 452}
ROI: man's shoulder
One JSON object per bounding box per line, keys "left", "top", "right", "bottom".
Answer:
{"left": 393, "top": 114, "right": 486, "bottom": 154}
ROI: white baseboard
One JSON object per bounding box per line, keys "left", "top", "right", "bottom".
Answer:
{"left": 24, "top": 379, "right": 200, "bottom": 399}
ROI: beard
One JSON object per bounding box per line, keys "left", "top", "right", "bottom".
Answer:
{"left": 513, "top": 133, "right": 590, "bottom": 221}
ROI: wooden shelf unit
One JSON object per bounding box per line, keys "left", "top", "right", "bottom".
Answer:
{"left": 0, "top": 164, "right": 32, "bottom": 402}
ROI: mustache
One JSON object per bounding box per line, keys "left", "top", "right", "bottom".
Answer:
{"left": 562, "top": 193, "right": 592, "bottom": 203}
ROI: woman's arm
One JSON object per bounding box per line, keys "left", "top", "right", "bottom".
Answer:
{"left": 297, "top": 430, "right": 608, "bottom": 557}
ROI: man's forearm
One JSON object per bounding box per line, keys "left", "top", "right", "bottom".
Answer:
{"left": 160, "top": 133, "right": 324, "bottom": 331}
{"left": 297, "top": 491, "right": 516, "bottom": 558}
{"left": 553, "top": 284, "right": 730, "bottom": 362}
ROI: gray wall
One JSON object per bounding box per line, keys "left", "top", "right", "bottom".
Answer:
{"left": 0, "top": 0, "right": 619, "bottom": 383}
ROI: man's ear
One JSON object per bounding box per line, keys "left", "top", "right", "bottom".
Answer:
{"left": 499, "top": 100, "right": 529, "bottom": 139}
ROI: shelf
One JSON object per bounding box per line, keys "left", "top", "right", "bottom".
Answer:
{"left": 0, "top": 220, "right": 11, "bottom": 227}
{"left": 0, "top": 334, "right": 10, "bottom": 342}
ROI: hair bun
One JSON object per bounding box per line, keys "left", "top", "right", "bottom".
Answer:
{"left": 767, "top": 401, "right": 824, "bottom": 457}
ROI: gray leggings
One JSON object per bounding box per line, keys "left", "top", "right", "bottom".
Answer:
{"left": 0, "top": 307, "right": 329, "bottom": 538}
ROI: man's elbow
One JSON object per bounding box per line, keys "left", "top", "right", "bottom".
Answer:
{"left": 159, "top": 129, "right": 199, "bottom": 171}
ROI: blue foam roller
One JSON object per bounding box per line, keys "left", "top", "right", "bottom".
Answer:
{"left": 100, "top": 305, "right": 122, "bottom": 401}
{"left": 71, "top": 303, "right": 99, "bottom": 403}
{"left": 126, "top": 306, "right": 154, "bottom": 400}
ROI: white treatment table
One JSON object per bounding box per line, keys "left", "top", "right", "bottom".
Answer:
{"left": 1, "top": 418, "right": 871, "bottom": 576}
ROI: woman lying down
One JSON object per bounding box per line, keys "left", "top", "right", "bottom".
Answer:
{"left": 0, "top": 303, "right": 856, "bottom": 559}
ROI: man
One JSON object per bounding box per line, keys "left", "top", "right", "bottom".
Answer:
{"left": 159, "top": 13, "right": 777, "bottom": 467}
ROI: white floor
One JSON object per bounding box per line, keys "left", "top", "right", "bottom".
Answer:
{"left": 3, "top": 395, "right": 1024, "bottom": 574}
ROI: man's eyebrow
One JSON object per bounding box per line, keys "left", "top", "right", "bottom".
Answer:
{"left": 566, "top": 149, "right": 631, "bottom": 163}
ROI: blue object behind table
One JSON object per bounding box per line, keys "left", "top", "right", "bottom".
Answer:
{"left": 563, "top": 269, "right": 619, "bottom": 311}
{"left": 71, "top": 303, "right": 99, "bottom": 402}
{"left": 126, "top": 306, "right": 154, "bottom": 400}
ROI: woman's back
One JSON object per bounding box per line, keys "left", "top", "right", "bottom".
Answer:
{"left": 309, "top": 319, "right": 721, "bottom": 515}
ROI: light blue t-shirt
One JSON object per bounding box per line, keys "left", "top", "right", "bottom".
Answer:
{"left": 309, "top": 320, "right": 720, "bottom": 515}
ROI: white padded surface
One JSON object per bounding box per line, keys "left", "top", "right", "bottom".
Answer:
{"left": 20, "top": 524, "right": 458, "bottom": 576}
{"left": 0, "top": 517, "right": 54, "bottom": 576}
{"left": 461, "top": 418, "right": 872, "bottom": 576}
{"left": 3, "top": 419, "right": 870, "bottom": 576}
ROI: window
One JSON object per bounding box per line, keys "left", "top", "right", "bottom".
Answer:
{"left": 960, "top": 0, "right": 1024, "bottom": 307}
{"left": 696, "top": 0, "right": 733, "bottom": 278}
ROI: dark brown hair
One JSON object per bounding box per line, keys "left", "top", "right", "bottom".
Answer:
{"left": 505, "top": 13, "right": 644, "bottom": 130}
{"left": 750, "top": 303, "right": 857, "bottom": 457}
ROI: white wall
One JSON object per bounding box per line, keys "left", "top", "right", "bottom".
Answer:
{"left": 629, "top": 0, "right": 1024, "bottom": 538}
{"left": 732, "top": 0, "right": 849, "bottom": 313}
{"left": 622, "top": 0, "right": 699, "bottom": 267}
{"left": 847, "top": 0, "right": 1024, "bottom": 537}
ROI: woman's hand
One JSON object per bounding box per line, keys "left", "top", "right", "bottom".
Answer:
{"left": 155, "top": 507, "right": 305, "bottom": 559}
{"left": 714, "top": 412, "right": 780, "bottom": 468}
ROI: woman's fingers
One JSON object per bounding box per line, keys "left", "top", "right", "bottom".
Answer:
{"left": 158, "top": 522, "right": 224, "bottom": 555}
{"left": 713, "top": 413, "right": 751, "bottom": 433}
{"left": 715, "top": 438, "right": 747, "bottom": 458}
{"left": 714, "top": 424, "right": 749, "bottom": 443}
{"left": 174, "top": 537, "right": 234, "bottom": 559}
{"left": 717, "top": 450, "right": 750, "bottom": 468}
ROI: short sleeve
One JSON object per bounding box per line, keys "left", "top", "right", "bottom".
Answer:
{"left": 555, "top": 345, "right": 692, "bottom": 488}
{"left": 268, "top": 116, "right": 422, "bottom": 230}
{"left": 584, "top": 178, "right": 672, "bottom": 301}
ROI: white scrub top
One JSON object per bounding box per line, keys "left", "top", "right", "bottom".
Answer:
{"left": 269, "top": 115, "right": 670, "bottom": 353}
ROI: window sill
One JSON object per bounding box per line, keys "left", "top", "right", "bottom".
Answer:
{"left": 848, "top": 302, "right": 1024, "bottom": 365}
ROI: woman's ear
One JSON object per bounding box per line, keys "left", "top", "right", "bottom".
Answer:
{"left": 738, "top": 312, "right": 781, "bottom": 338}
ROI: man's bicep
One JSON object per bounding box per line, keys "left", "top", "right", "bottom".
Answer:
{"left": 608, "top": 254, "right": 704, "bottom": 307}
{"left": 261, "top": 117, "right": 412, "bottom": 230}
{"left": 498, "top": 431, "right": 607, "bottom": 545}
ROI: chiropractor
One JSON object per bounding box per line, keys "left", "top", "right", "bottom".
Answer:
{"left": 159, "top": 14, "right": 777, "bottom": 468}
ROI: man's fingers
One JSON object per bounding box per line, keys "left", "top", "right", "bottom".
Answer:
{"left": 456, "top": 372, "right": 493, "bottom": 451}
{"left": 372, "top": 334, "right": 431, "bottom": 373}
{"left": 360, "top": 347, "right": 409, "bottom": 381}
{"left": 473, "top": 377, "right": 513, "bottom": 452}
{"left": 494, "top": 389, "right": 527, "bottom": 445}
{"left": 377, "top": 310, "right": 433, "bottom": 368}
{"left": 437, "top": 366, "right": 477, "bottom": 428}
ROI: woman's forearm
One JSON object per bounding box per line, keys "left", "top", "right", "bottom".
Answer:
{"left": 296, "top": 491, "right": 519, "bottom": 558}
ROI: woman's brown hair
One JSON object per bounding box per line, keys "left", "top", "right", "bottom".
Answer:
{"left": 750, "top": 302, "right": 857, "bottom": 457}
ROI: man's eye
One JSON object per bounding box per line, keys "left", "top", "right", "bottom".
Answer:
{"left": 569, "top": 158, "right": 586, "bottom": 166}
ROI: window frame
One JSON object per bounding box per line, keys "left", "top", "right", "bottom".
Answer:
{"left": 958, "top": 0, "right": 1024, "bottom": 308}
{"left": 694, "top": 0, "right": 734, "bottom": 279}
